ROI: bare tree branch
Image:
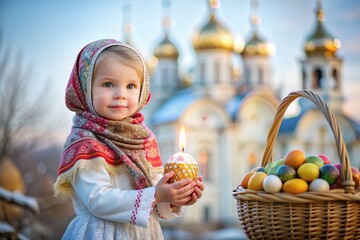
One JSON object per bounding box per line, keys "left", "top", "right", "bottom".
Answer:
{"left": 0, "top": 32, "right": 53, "bottom": 159}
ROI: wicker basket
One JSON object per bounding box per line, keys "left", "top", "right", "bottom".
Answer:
{"left": 232, "top": 90, "right": 360, "bottom": 239}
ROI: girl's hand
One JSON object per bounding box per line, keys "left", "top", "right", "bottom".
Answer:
{"left": 181, "top": 176, "right": 205, "bottom": 206}
{"left": 154, "top": 172, "right": 196, "bottom": 206}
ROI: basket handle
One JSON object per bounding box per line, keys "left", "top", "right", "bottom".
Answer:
{"left": 261, "top": 90, "right": 355, "bottom": 193}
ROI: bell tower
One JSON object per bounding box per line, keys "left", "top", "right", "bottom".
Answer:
{"left": 192, "top": 0, "right": 235, "bottom": 103}
{"left": 240, "top": 0, "right": 275, "bottom": 90}
{"left": 300, "top": 0, "right": 343, "bottom": 112}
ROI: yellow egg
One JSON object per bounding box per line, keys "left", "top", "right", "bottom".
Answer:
{"left": 297, "top": 163, "right": 319, "bottom": 182}
{"left": 248, "top": 172, "right": 267, "bottom": 191}
{"left": 263, "top": 175, "right": 283, "bottom": 193}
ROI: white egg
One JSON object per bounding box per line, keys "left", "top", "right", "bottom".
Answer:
{"left": 263, "top": 175, "right": 283, "bottom": 193}
{"left": 309, "top": 178, "right": 330, "bottom": 192}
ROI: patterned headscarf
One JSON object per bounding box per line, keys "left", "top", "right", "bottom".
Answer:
{"left": 56, "top": 39, "right": 162, "bottom": 194}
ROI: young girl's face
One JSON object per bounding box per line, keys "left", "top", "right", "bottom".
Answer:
{"left": 92, "top": 51, "right": 141, "bottom": 121}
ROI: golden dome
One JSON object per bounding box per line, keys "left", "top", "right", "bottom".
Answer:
{"left": 304, "top": 6, "right": 341, "bottom": 57}
{"left": 154, "top": 34, "right": 179, "bottom": 59}
{"left": 192, "top": 12, "right": 234, "bottom": 52}
{"left": 241, "top": 32, "right": 275, "bottom": 57}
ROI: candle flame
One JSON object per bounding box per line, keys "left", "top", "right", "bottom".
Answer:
{"left": 179, "top": 126, "right": 186, "bottom": 152}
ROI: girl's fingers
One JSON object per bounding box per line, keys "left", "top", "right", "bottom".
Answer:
{"left": 173, "top": 178, "right": 192, "bottom": 189}
{"left": 174, "top": 195, "right": 192, "bottom": 205}
{"left": 194, "top": 186, "right": 202, "bottom": 198}
{"left": 196, "top": 180, "right": 205, "bottom": 191}
{"left": 182, "top": 193, "right": 198, "bottom": 206}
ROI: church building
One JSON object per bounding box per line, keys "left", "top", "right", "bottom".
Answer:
{"left": 124, "top": 0, "right": 360, "bottom": 225}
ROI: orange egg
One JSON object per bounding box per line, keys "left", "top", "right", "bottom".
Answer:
{"left": 240, "top": 172, "right": 255, "bottom": 189}
{"left": 284, "top": 149, "right": 305, "bottom": 169}
{"left": 283, "top": 178, "right": 308, "bottom": 194}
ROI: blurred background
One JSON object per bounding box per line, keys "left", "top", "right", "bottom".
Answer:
{"left": 1, "top": 0, "right": 360, "bottom": 239}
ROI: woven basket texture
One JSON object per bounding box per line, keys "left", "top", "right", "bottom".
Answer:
{"left": 233, "top": 90, "right": 360, "bottom": 239}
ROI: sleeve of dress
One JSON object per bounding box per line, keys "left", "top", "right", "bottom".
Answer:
{"left": 151, "top": 172, "right": 184, "bottom": 220}
{"left": 71, "top": 162, "right": 155, "bottom": 228}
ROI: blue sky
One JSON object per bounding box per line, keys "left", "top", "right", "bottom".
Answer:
{"left": 1, "top": 0, "right": 360, "bottom": 136}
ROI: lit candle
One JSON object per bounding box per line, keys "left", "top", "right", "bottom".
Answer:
{"left": 164, "top": 126, "right": 199, "bottom": 183}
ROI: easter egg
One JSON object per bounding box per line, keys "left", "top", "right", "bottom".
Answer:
{"left": 319, "top": 164, "right": 339, "bottom": 185}
{"left": 309, "top": 178, "right": 330, "bottom": 192}
{"left": 276, "top": 165, "right": 296, "bottom": 182}
{"left": 284, "top": 149, "right": 305, "bottom": 169}
{"left": 297, "top": 163, "right": 319, "bottom": 182}
{"left": 240, "top": 171, "right": 255, "bottom": 189}
{"left": 275, "top": 159, "right": 285, "bottom": 167}
{"left": 335, "top": 164, "right": 360, "bottom": 190}
{"left": 304, "top": 155, "right": 324, "bottom": 169}
{"left": 318, "top": 154, "right": 331, "bottom": 164}
{"left": 256, "top": 167, "right": 267, "bottom": 173}
{"left": 283, "top": 178, "right": 308, "bottom": 194}
{"left": 268, "top": 165, "right": 280, "bottom": 175}
{"left": 248, "top": 172, "right": 267, "bottom": 191}
{"left": 263, "top": 175, "right": 282, "bottom": 193}
{"left": 164, "top": 152, "right": 198, "bottom": 183}
{"left": 264, "top": 162, "right": 276, "bottom": 173}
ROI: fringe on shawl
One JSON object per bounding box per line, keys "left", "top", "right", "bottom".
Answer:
{"left": 53, "top": 157, "right": 165, "bottom": 199}
{"left": 53, "top": 158, "right": 129, "bottom": 199}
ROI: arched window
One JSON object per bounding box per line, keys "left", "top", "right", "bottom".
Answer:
{"left": 200, "top": 62, "right": 205, "bottom": 85}
{"left": 214, "top": 61, "right": 220, "bottom": 83}
{"left": 244, "top": 68, "right": 250, "bottom": 86}
{"left": 302, "top": 68, "right": 306, "bottom": 89}
{"left": 331, "top": 68, "right": 338, "bottom": 90}
{"left": 312, "top": 68, "right": 323, "bottom": 89}
{"left": 258, "top": 67, "right": 264, "bottom": 85}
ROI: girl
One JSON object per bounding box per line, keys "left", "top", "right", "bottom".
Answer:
{"left": 54, "top": 39, "right": 204, "bottom": 240}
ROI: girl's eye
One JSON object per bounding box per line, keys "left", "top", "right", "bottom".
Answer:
{"left": 103, "top": 82, "right": 113, "bottom": 88}
{"left": 127, "top": 83, "right": 136, "bottom": 89}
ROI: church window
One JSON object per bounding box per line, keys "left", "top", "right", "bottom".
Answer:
{"left": 331, "top": 68, "right": 339, "bottom": 90}
{"left": 302, "top": 68, "right": 307, "bottom": 89}
{"left": 244, "top": 68, "right": 251, "bottom": 86}
{"left": 214, "top": 61, "right": 220, "bottom": 83}
{"left": 258, "top": 67, "right": 264, "bottom": 85}
{"left": 161, "top": 67, "right": 168, "bottom": 89}
{"left": 200, "top": 62, "right": 205, "bottom": 85}
{"left": 312, "top": 68, "right": 323, "bottom": 89}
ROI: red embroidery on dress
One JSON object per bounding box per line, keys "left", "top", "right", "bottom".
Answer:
{"left": 156, "top": 207, "right": 168, "bottom": 220}
{"left": 130, "top": 189, "right": 143, "bottom": 225}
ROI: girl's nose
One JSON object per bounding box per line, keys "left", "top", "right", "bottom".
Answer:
{"left": 114, "top": 89, "right": 126, "bottom": 99}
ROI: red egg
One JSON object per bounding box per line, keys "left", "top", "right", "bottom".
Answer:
{"left": 318, "top": 154, "right": 331, "bottom": 164}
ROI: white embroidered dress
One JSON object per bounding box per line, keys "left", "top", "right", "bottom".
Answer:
{"left": 59, "top": 157, "right": 182, "bottom": 240}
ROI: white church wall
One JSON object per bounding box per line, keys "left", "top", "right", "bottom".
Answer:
{"left": 242, "top": 55, "right": 273, "bottom": 87}
{"left": 196, "top": 50, "right": 233, "bottom": 85}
